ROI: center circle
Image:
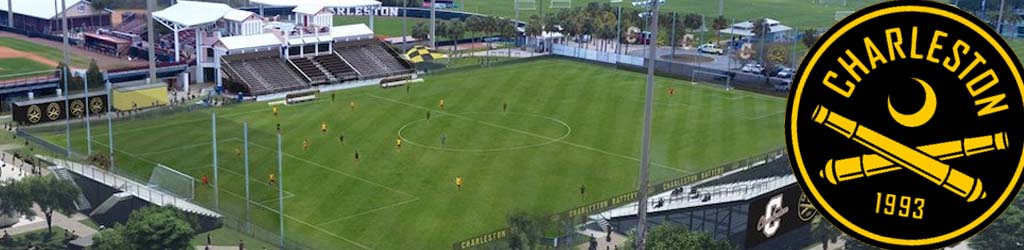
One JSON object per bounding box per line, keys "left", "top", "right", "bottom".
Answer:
{"left": 397, "top": 112, "right": 571, "bottom": 152}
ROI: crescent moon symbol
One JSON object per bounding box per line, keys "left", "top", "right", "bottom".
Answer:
{"left": 888, "top": 78, "right": 937, "bottom": 128}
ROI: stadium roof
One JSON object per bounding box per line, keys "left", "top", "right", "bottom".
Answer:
{"left": 331, "top": 24, "right": 373, "bottom": 40}
{"left": 222, "top": 9, "right": 258, "bottom": 22}
{"left": 0, "top": 0, "right": 84, "bottom": 20}
{"left": 292, "top": 5, "right": 327, "bottom": 15}
{"left": 250, "top": 0, "right": 381, "bottom": 8}
{"left": 152, "top": 0, "right": 234, "bottom": 27}
{"left": 217, "top": 33, "right": 283, "bottom": 50}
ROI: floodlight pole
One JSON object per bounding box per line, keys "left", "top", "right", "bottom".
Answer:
{"left": 106, "top": 80, "right": 114, "bottom": 172}
{"left": 244, "top": 122, "right": 251, "bottom": 233}
{"left": 430, "top": 0, "right": 436, "bottom": 48}
{"left": 635, "top": 0, "right": 660, "bottom": 249}
{"left": 277, "top": 132, "right": 285, "bottom": 248}
{"left": 61, "top": 0, "right": 71, "bottom": 159}
{"left": 403, "top": 0, "right": 408, "bottom": 44}
{"left": 6, "top": 0, "right": 12, "bottom": 28}
{"left": 85, "top": 76, "right": 91, "bottom": 155}
{"left": 212, "top": 112, "right": 220, "bottom": 211}
{"left": 147, "top": 0, "right": 157, "bottom": 82}
{"left": 616, "top": 2, "right": 622, "bottom": 55}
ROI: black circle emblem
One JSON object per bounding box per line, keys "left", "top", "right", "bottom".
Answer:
{"left": 786, "top": 1, "right": 1024, "bottom": 249}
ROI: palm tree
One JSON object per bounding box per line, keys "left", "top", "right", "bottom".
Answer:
{"left": 412, "top": 22, "right": 430, "bottom": 42}
{"left": 801, "top": 28, "right": 818, "bottom": 48}
{"left": 498, "top": 20, "right": 517, "bottom": 56}
{"left": 711, "top": 15, "right": 729, "bottom": 43}
{"left": 525, "top": 15, "right": 544, "bottom": 49}
{"left": 448, "top": 20, "right": 466, "bottom": 52}
{"left": 751, "top": 18, "right": 770, "bottom": 63}
{"left": 596, "top": 11, "right": 617, "bottom": 51}
{"left": 465, "top": 16, "right": 485, "bottom": 45}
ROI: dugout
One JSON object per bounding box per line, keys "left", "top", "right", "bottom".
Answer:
{"left": 11, "top": 92, "right": 108, "bottom": 125}
{"left": 111, "top": 82, "right": 169, "bottom": 111}
{"left": 84, "top": 33, "right": 131, "bottom": 57}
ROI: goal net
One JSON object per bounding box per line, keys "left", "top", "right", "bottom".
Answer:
{"left": 515, "top": 0, "right": 537, "bottom": 10}
{"left": 692, "top": 70, "right": 733, "bottom": 90}
{"left": 550, "top": 0, "right": 571, "bottom": 9}
{"left": 834, "top": 11, "right": 854, "bottom": 21}
{"left": 818, "top": 0, "right": 848, "bottom": 7}
{"left": 148, "top": 164, "right": 195, "bottom": 200}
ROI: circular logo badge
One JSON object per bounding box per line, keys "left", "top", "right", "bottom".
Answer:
{"left": 26, "top": 105, "right": 42, "bottom": 124}
{"left": 90, "top": 97, "right": 104, "bottom": 114}
{"left": 786, "top": 1, "right": 1024, "bottom": 249}
{"left": 46, "top": 103, "right": 61, "bottom": 121}
{"left": 71, "top": 99, "right": 85, "bottom": 118}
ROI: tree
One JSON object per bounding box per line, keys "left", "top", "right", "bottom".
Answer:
{"left": 683, "top": 13, "right": 703, "bottom": 34}
{"left": 497, "top": 20, "right": 518, "bottom": 56}
{"left": 506, "top": 211, "right": 542, "bottom": 250}
{"left": 969, "top": 202, "right": 1024, "bottom": 250}
{"left": 623, "top": 224, "right": 733, "bottom": 250}
{"left": 810, "top": 216, "right": 840, "bottom": 250}
{"left": 801, "top": 28, "right": 819, "bottom": 48}
{"left": 88, "top": 152, "right": 112, "bottom": 170}
{"left": 711, "top": 15, "right": 729, "bottom": 43}
{"left": 86, "top": 59, "right": 104, "bottom": 90}
{"left": 24, "top": 176, "right": 80, "bottom": 233}
{"left": 844, "top": 237, "right": 882, "bottom": 250}
{"left": 525, "top": 15, "right": 544, "bottom": 49}
{"left": 0, "top": 179, "right": 35, "bottom": 219}
{"left": 447, "top": 20, "right": 466, "bottom": 51}
{"left": 122, "top": 206, "right": 195, "bottom": 250}
{"left": 412, "top": 22, "right": 430, "bottom": 42}
{"left": 465, "top": 16, "right": 486, "bottom": 44}
{"left": 92, "top": 225, "right": 130, "bottom": 250}
{"left": 750, "top": 18, "right": 770, "bottom": 63}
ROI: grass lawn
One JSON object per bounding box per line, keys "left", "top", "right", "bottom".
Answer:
{"left": 0, "top": 58, "right": 53, "bottom": 80}
{"left": 0, "top": 37, "right": 91, "bottom": 69}
{"left": 0, "top": 227, "right": 68, "bottom": 249}
{"left": 335, "top": 16, "right": 425, "bottom": 37}
{"left": 36, "top": 58, "right": 785, "bottom": 249}
{"left": 458, "top": 0, "right": 886, "bottom": 29}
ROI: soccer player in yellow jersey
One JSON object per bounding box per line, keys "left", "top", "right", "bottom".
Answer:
{"left": 235, "top": 147, "right": 241, "bottom": 157}
{"left": 350, "top": 100, "right": 356, "bottom": 111}
{"left": 268, "top": 173, "right": 276, "bottom": 185}
{"left": 396, "top": 138, "right": 402, "bottom": 151}
{"left": 272, "top": 106, "right": 278, "bottom": 116}
{"left": 456, "top": 176, "right": 463, "bottom": 191}
{"left": 321, "top": 122, "right": 327, "bottom": 133}
{"left": 439, "top": 98, "right": 445, "bottom": 110}
{"left": 303, "top": 139, "right": 310, "bottom": 152}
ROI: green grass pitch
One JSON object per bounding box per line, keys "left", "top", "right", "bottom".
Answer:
{"left": 40, "top": 58, "right": 785, "bottom": 249}
{"left": 0, "top": 58, "right": 53, "bottom": 80}
{"left": 0, "top": 37, "right": 91, "bottom": 69}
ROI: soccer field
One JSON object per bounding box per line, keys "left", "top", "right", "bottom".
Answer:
{"left": 38, "top": 58, "right": 785, "bottom": 249}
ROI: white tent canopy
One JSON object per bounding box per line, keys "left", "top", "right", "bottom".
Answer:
{"left": 152, "top": 0, "right": 234, "bottom": 27}
{"left": 331, "top": 24, "right": 374, "bottom": 41}
{"left": 0, "top": 0, "right": 84, "bottom": 19}
{"left": 251, "top": 0, "right": 381, "bottom": 8}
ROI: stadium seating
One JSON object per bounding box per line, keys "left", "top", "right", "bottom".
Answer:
{"left": 222, "top": 52, "right": 310, "bottom": 96}
{"left": 334, "top": 40, "right": 413, "bottom": 79}
{"left": 314, "top": 54, "right": 359, "bottom": 81}
{"left": 289, "top": 57, "right": 329, "bottom": 83}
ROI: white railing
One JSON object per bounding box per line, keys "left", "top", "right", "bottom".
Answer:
{"left": 551, "top": 44, "right": 646, "bottom": 66}
{"left": 596, "top": 175, "right": 796, "bottom": 220}
{"left": 39, "top": 156, "right": 221, "bottom": 218}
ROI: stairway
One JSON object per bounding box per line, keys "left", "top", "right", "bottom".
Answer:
{"left": 309, "top": 59, "right": 337, "bottom": 82}
{"left": 51, "top": 167, "right": 93, "bottom": 212}
{"left": 89, "top": 192, "right": 131, "bottom": 216}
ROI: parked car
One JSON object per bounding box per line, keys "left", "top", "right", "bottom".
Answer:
{"left": 776, "top": 67, "right": 796, "bottom": 79}
{"left": 741, "top": 63, "right": 764, "bottom": 74}
{"left": 774, "top": 79, "right": 792, "bottom": 92}
{"left": 697, "top": 43, "right": 723, "bottom": 55}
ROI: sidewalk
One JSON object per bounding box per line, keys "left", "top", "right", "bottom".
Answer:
{"left": 576, "top": 229, "right": 627, "bottom": 250}
{"left": 4, "top": 204, "right": 97, "bottom": 239}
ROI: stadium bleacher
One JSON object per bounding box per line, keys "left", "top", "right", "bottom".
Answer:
{"left": 289, "top": 57, "right": 329, "bottom": 83}
{"left": 314, "top": 54, "right": 359, "bottom": 81}
{"left": 334, "top": 40, "right": 413, "bottom": 79}
{"left": 222, "top": 52, "right": 310, "bottom": 96}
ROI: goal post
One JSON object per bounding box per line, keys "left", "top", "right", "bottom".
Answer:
{"left": 515, "top": 0, "right": 537, "bottom": 10}
{"left": 148, "top": 164, "right": 196, "bottom": 200}
{"left": 550, "top": 0, "right": 571, "bottom": 9}
{"left": 834, "top": 10, "right": 854, "bottom": 21}
{"left": 691, "top": 70, "right": 734, "bottom": 90}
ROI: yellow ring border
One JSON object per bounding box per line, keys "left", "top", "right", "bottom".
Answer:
{"left": 791, "top": 5, "right": 1024, "bottom": 246}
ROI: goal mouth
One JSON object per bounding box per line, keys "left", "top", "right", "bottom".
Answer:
{"left": 691, "top": 70, "right": 734, "bottom": 90}
{"left": 549, "top": 0, "right": 571, "bottom": 9}
{"left": 515, "top": 0, "right": 538, "bottom": 11}
{"left": 148, "top": 164, "right": 196, "bottom": 200}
